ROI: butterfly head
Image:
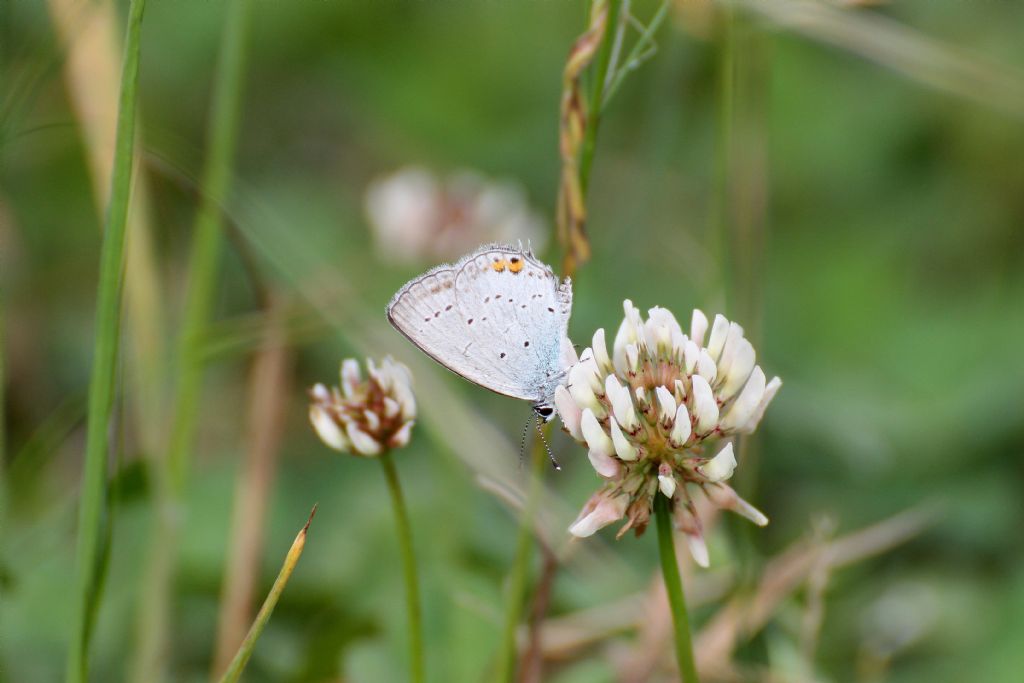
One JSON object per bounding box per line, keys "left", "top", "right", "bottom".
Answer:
{"left": 533, "top": 402, "right": 555, "bottom": 423}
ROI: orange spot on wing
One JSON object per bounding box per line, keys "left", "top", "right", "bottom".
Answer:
{"left": 508, "top": 258, "right": 524, "bottom": 273}
{"left": 492, "top": 259, "right": 507, "bottom": 272}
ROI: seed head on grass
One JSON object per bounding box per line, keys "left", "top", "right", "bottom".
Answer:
{"left": 309, "top": 356, "right": 416, "bottom": 457}
{"left": 557, "top": 301, "right": 781, "bottom": 566}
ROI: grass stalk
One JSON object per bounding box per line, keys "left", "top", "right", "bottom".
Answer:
{"left": 166, "top": 0, "right": 251, "bottom": 495}
{"left": 557, "top": 0, "right": 622, "bottom": 274}
{"left": 379, "top": 451, "right": 425, "bottom": 683}
{"left": 65, "top": 1, "right": 147, "bottom": 681}
{"left": 712, "top": 11, "right": 770, "bottom": 578}
{"left": 216, "top": 505, "right": 317, "bottom": 683}
{"left": 709, "top": 5, "right": 736, "bottom": 310}
{"left": 0, "top": 289, "right": 6, "bottom": 538}
{"left": 578, "top": 0, "right": 621, "bottom": 196}
{"left": 494, "top": 435, "right": 546, "bottom": 683}
{"left": 601, "top": 0, "right": 671, "bottom": 108}
{"left": 654, "top": 495, "right": 699, "bottom": 683}
{"left": 48, "top": 0, "right": 168, "bottom": 459}
{"left": 133, "top": 1, "right": 251, "bottom": 678}
{"left": 210, "top": 297, "right": 292, "bottom": 676}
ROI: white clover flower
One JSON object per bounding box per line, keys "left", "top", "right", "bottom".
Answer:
{"left": 558, "top": 301, "right": 781, "bottom": 566}
{"left": 309, "top": 356, "right": 417, "bottom": 457}
{"left": 569, "top": 489, "right": 630, "bottom": 538}
{"left": 365, "top": 166, "right": 547, "bottom": 264}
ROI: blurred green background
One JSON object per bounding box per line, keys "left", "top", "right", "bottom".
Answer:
{"left": 2, "top": 0, "right": 1023, "bottom": 681}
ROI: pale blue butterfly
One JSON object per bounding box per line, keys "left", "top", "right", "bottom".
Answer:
{"left": 386, "top": 243, "right": 576, "bottom": 422}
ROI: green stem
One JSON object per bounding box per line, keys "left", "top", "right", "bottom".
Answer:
{"left": 167, "top": 0, "right": 250, "bottom": 496}
{"left": 66, "top": 1, "right": 147, "bottom": 681}
{"left": 216, "top": 506, "right": 317, "bottom": 683}
{"left": 494, "top": 437, "right": 546, "bottom": 682}
{"left": 713, "top": 10, "right": 768, "bottom": 583}
{"left": 578, "top": 0, "right": 622, "bottom": 196}
{"left": 601, "top": 0, "right": 671, "bottom": 108}
{"left": 709, "top": 6, "right": 736, "bottom": 310}
{"left": 380, "top": 452, "right": 425, "bottom": 683}
{"left": 654, "top": 495, "right": 699, "bottom": 683}
{"left": 133, "top": 2, "right": 251, "bottom": 678}
{"left": 0, "top": 287, "right": 6, "bottom": 525}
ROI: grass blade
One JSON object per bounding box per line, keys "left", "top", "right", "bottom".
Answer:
{"left": 726, "top": 0, "right": 1024, "bottom": 118}
{"left": 216, "top": 505, "right": 318, "bottom": 683}
{"left": 210, "top": 296, "right": 292, "bottom": 676}
{"left": 48, "top": 0, "right": 169, "bottom": 459}
{"left": 133, "top": 0, "right": 251, "bottom": 678}
{"left": 601, "top": 0, "right": 671, "bottom": 108}
{"left": 167, "top": 0, "right": 251, "bottom": 496}
{"left": 0, "top": 284, "right": 6, "bottom": 540}
{"left": 578, "top": 0, "right": 621, "bottom": 196}
{"left": 65, "top": 1, "right": 147, "bottom": 681}
{"left": 494, "top": 436, "right": 547, "bottom": 682}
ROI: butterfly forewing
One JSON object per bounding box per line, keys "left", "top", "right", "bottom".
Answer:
{"left": 387, "top": 245, "right": 572, "bottom": 403}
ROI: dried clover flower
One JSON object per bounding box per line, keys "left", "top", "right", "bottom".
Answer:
{"left": 364, "top": 166, "right": 547, "bottom": 264}
{"left": 309, "top": 357, "right": 416, "bottom": 457}
{"left": 557, "top": 301, "right": 781, "bottom": 566}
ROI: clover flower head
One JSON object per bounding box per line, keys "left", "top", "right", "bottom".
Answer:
{"left": 557, "top": 301, "right": 782, "bottom": 566}
{"left": 309, "top": 356, "right": 416, "bottom": 457}
{"left": 365, "top": 166, "right": 547, "bottom": 264}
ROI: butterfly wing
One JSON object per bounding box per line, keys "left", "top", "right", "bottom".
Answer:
{"left": 387, "top": 244, "right": 572, "bottom": 402}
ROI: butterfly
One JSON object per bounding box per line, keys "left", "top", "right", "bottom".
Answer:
{"left": 386, "top": 243, "right": 576, "bottom": 421}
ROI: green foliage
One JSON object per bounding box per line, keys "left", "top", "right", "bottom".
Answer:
{"left": 64, "top": 1, "right": 147, "bottom": 680}
{"left": 0, "top": 0, "right": 1022, "bottom": 681}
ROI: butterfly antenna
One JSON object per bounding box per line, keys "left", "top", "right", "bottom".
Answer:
{"left": 519, "top": 418, "right": 531, "bottom": 470}
{"left": 536, "top": 416, "right": 561, "bottom": 471}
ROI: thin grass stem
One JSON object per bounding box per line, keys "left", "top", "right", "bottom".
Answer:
{"left": 166, "top": 0, "right": 251, "bottom": 496}
{"left": 65, "top": 1, "right": 147, "bottom": 681}
{"left": 712, "top": 11, "right": 769, "bottom": 580}
{"left": 379, "top": 451, "right": 425, "bottom": 683}
{"left": 579, "top": 0, "right": 621, "bottom": 196}
{"left": 48, "top": 0, "right": 169, "bottom": 460}
{"left": 494, "top": 435, "right": 546, "bottom": 682}
{"left": 0, "top": 289, "right": 6, "bottom": 540}
{"left": 654, "top": 495, "right": 699, "bottom": 683}
{"left": 603, "top": 0, "right": 630, "bottom": 92}
{"left": 133, "top": 1, "right": 251, "bottom": 678}
{"left": 210, "top": 296, "right": 291, "bottom": 676}
{"left": 216, "top": 505, "right": 317, "bottom": 683}
{"left": 602, "top": 0, "right": 671, "bottom": 107}
{"left": 708, "top": 6, "right": 736, "bottom": 310}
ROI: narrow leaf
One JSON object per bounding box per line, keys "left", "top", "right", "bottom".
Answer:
{"left": 216, "top": 505, "right": 318, "bottom": 683}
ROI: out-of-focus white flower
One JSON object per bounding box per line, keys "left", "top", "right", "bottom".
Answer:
{"left": 556, "top": 301, "right": 782, "bottom": 565}
{"left": 365, "top": 167, "right": 547, "bottom": 264}
{"left": 309, "top": 356, "right": 416, "bottom": 457}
